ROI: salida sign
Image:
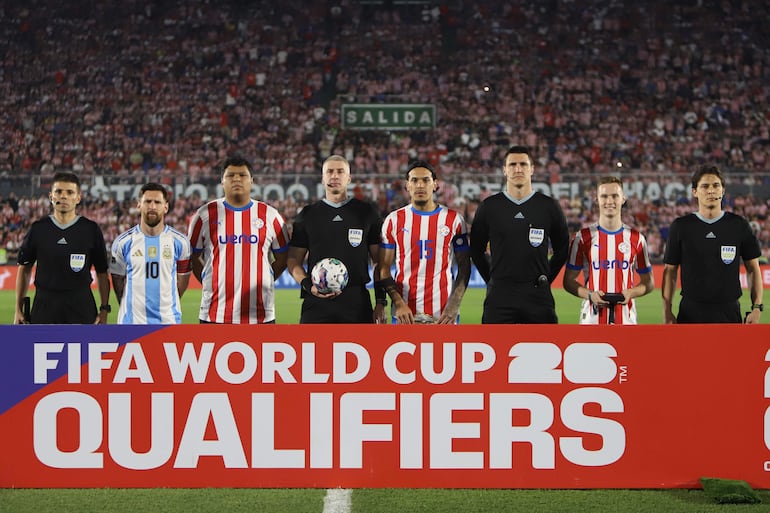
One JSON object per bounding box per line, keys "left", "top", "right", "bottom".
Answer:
{"left": 1, "top": 324, "right": 769, "bottom": 489}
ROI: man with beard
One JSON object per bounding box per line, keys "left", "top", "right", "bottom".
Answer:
{"left": 111, "top": 182, "right": 192, "bottom": 324}
{"left": 375, "top": 160, "right": 471, "bottom": 324}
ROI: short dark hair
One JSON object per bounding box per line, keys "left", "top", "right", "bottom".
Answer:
{"left": 140, "top": 182, "right": 168, "bottom": 201}
{"left": 405, "top": 160, "right": 436, "bottom": 180}
{"left": 504, "top": 145, "right": 534, "bottom": 163}
{"left": 52, "top": 171, "right": 81, "bottom": 190}
{"left": 598, "top": 176, "right": 623, "bottom": 187}
{"left": 222, "top": 155, "right": 253, "bottom": 175}
{"left": 691, "top": 165, "right": 724, "bottom": 189}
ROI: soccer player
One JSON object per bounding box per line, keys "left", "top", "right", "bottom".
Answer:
{"left": 376, "top": 160, "right": 470, "bottom": 324}
{"left": 662, "top": 165, "right": 763, "bottom": 324}
{"left": 110, "top": 183, "right": 192, "bottom": 324}
{"left": 287, "top": 155, "right": 382, "bottom": 323}
{"left": 14, "top": 172, "right": 111, "bottom": 324}
{"left": 188, "top": 155, "right": 290, "bottom": 324}
{"left": 469, "top": 145, "right": 570, "bottom": 324}
{"left": 563, "top": 177, "right": 654, "bottom": 324}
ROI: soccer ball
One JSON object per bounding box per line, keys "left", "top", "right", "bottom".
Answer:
{"left": 311, "top": 257, "right": 349, "bottom": 294}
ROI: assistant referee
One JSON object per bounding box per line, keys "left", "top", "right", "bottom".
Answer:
{"left": 15, "top": 172, "right": 111, "bottom": 324}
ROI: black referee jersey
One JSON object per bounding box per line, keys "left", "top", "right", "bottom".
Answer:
{"left": 290, "top": 197, "right": 381, "bottom": 323}
{"left": 664, "top": 212, "right": 761, "bottom": 304}
{"left": 18, "top": 215, "right": 109, "bottom": 291}
{"left": 470, "top": 191, "right": 570, "bottom": 285}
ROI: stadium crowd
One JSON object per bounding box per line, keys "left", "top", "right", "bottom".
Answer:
{"left": 1, "top": 0, "right": 769, "bottom": 263}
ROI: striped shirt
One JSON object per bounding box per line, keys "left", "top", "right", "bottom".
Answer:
{"left": 380, "top": 205, "right": 469, "bottom": 320}
{"left": 566, "top": 224, "right": 653, "bottom": 324}
{"left": 110, "top": 225, "right": 192, "bottom": 324}
{"left": 188, "top": 199, "right": 289, "bottom": 323}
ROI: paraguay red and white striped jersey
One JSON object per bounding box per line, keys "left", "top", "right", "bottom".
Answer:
{"left": 380, "top": 205, "right": 469, "bottom": 320}
{"left": 566, "top": 224, "right": 653, "bottom": 325}
{"left": 188, "top": 199, "right": 289, "bottom": 323}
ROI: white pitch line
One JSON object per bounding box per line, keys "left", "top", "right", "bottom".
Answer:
{"left": 322, "top": 488, "right": 352, "bottom": 513}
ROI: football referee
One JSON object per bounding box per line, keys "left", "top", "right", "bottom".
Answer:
{"left": 662, "top": 165, "right": 763, "bottom": 324}
{"left": 15, "top": 172, "right": 111, "bottom": 324}
{"left": 287, "top": 155, "right": 382, "bottom": 323}
{"left": 470, "top": 146, "right": 570, "bottom": 324}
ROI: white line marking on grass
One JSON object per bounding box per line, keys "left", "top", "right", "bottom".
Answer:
{"left": 322, "top": 488, "right": 352, "bottom": 513}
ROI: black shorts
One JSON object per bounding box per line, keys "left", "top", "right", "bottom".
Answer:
{"left": 677, "top": 296, "right": 742, "bottom": 324}
{"left": 482, "top": 280, "right": 558, "bottom": 324}
{"left": 32, "top": 287, "right": 97, "bottom": 324}
{"left": 300, "top": 285, "right": 374, "bottom": 324}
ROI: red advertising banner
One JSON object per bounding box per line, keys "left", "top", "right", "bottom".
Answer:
{"left": 1, "top": 324, "right": 769, "bottom": 489}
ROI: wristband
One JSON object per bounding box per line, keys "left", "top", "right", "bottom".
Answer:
{"left": 301, "top": 277, "right": 313, "bottom": 293}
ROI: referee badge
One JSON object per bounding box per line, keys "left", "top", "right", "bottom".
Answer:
{"left": 721, "top": 245, "right": 736, "bottom": 264}
{"left": 70, "top": 254, "right": 86, "bottom": 272}
{"left": 348, "top": 229, "right": 363, "bottom": 247}
{"left": 528, "top": 228, "right": 545, "bottom": 247}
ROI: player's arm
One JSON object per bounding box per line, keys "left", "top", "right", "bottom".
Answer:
{"left": 744, "top": 257, "right": 763, "bottom": 324}
{"left": 191, "top": 251, "right": 204, "bottom": 284}
{"left": 469, "top": 206, "right": 491, "bottom": 283}
{"left": 661, "top": 264, "right": 679, "bottom": 324}
{"left": 14, "top": 264, "right": 33, "bottom": 324}
{"left": 95, "top": 271, "right": 111, "bottom": 325}
{"left": 438, "top": 247, "right": 471, "bottom": 324}
{"left": 624, "top": 270, "right": 654, "bottom": 304}
{"left": 111, "top": 274, "right": 126, "bottom": 305}
{"left": 376, "top": 246, "right": 412, "bottom": 324}
{"left": 271, "top": 249, "right": 288, "bottom": 279}
{"left": 177, "top": 272, "right": 191, "bottom": 298}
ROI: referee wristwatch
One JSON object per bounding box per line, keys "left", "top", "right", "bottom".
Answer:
{"left": 752, "top": 303, "right": 764, "bottom": 312}
{"left": 100, "top": 304, "right": 112, "bottom": 313}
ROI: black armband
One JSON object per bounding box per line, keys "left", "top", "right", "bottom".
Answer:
{"left": 301, "top": 277, "right": 313, "bottom": 293}
{"left": 374, "top": 280, "right": 387, "bottom": 302}
{"left": 375, "top": 277, "right": 397, "bottom": 299}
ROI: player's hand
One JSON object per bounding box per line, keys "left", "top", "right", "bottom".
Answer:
{"left": 745, "top": 309, "right": 761, "bottom": 325}
{"left": 373, "top": 304, "right": 387, "bottom": 324}
{"left": 663, "top": 309, "right": 677, "bottom": 324}
{"left": 437, "top": 307, "right": 459, "bottom": 324}
{"left": 311, "top": 285, "right": 340, "bottom": 299}
{"left": 14, "top": 311, "right": 29, "bottom": 324}
{"left": 95, "top": 311, "right": 108, "bottom": 324}
{"left": 394, "top": 303, "right": 414, "bottom": 324}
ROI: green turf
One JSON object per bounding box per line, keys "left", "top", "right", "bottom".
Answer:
{"left": 1, "top": 286, "right": 761, "bottom": 325}
{"left": 1, "top": 488, "right": 768, "bottom": 513}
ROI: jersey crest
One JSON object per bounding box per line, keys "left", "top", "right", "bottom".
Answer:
{"left": 348, "top": 229, "right": 363, "bottom": 247}
{"left": 529, "top": 228, "right": 545, "bottom": 247}
{"left": 721, "top": 245, "right": 736, "bottom": 264}
{"left": 70, "top": 254, "right": 86, "bottom": 272}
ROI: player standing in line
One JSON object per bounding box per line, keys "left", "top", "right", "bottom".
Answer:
{"left": 287, "top": 155, "right": 382, "bottom": 323}
{"left": 14, "top": 171, "right": 111, "bottom": 324}
{"left": 662, "top": 165, "right": 763, "bottom": 323}
{"left": 563, "top": 176, "right": 654, "bottom": 324}
{"left": 375, "top": 160, "right": 470, "bottom": 324}
{"left": 111, "top": 182, "right": 192, "bottom": 324}
{"left": 469, "top": 145, "right": 570, "bottom": 324}
{"left": 188, "top": 155, "right": 290, "bottom": 324}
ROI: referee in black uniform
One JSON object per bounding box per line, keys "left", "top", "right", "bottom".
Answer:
{"left": 470, "top": 146, "right": 570, "bottom": 324}
{"left": 287, "top": 155, "right": 382, "bottom": 323}
{"left": 662, "top": 165, "right": 763, "bottom": 324}
{"left": 15, "top": 172, "right": 111, "bottom": 324}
